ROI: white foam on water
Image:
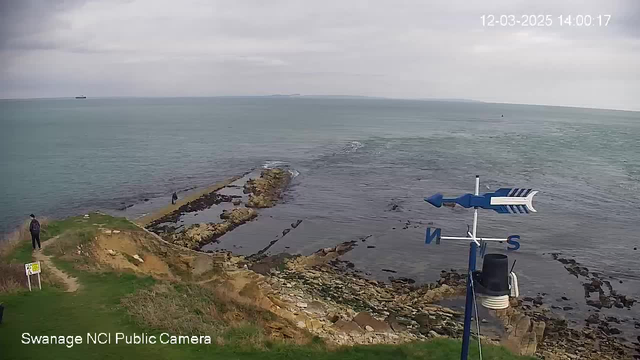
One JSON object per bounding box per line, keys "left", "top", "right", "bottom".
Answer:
{"left": 288, "top": 169, "right": 300, "bottom": 178}
{"left": 344, "top": 141, "right": 364, "bottom": 153}
{"left": 262, "top": 160, "right": 286, "bottom": 169}
{"left": 262, "top": 160, "right": 299, "bottom": 178}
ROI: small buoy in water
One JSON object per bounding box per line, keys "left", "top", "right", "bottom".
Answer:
{"left": 501, "top": 114, "right": 504, "bottom": 117}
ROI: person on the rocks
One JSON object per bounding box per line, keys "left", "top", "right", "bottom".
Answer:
{"left": 29, "top": 214, "right": 41, "bottom": 250}
{"left": 171, "top": 192, "right": 178, "bottom": 205}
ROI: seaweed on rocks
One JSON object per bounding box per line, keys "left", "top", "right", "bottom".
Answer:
{"left": 148, "top": 192, "right": 238, "bottom": 229}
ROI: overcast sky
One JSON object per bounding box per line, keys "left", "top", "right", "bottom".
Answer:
{"left": 1, "top": 0, "right": 638, "bottom": 110}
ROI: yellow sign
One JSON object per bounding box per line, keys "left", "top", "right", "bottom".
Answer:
{"left": 25, "top": 262, "right": 41, "bottom": 276}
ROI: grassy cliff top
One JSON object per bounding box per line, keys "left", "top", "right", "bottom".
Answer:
{"left": 0, "top": 213, "right": 532, "bottom": 360}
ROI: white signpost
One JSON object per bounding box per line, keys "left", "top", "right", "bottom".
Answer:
{"left": 25, "top": 261, "right": 42, "bottom": 291}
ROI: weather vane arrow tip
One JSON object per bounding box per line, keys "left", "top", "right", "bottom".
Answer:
{"left": 424, "top": 193, "right": 443, "bottom": 207}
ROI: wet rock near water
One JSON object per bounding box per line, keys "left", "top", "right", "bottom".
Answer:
{"left": 551, "top": 253, "right": 636, "bottom": 310}
{"left": 167, "top": 207, "right": 258, "bottom": 249}
{"left": 400, "top": 220, "right": 423, "bottom": 230}
{"left": 359, "top": 235, "right": 372, "bottom": 242}
{"left": 386, "top": 200, "right": 403, "bottom": 212}
{"left": 245, "top": 168, "right": 292, "bottom": 208}
{"left": 494, "top": 298, "right": 636, "bottom": 359}
{"left": 117, "top": 203, "right": 134, "bottom": 211}
{"left": 250, "top": 253, "right": 295, "bottom": 275}
{"left": 148, "top": 192, "right": 239, "bottom": 227}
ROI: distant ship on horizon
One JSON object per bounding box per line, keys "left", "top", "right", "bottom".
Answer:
{"left": 75, "top": 95, "right": 87, "bottom": 99}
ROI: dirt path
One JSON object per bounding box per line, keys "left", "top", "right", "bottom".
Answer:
{"left": 33, "top": 236, "right": 80, "bottom": 292}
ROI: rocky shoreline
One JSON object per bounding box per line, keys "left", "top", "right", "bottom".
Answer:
{"left": 142, "top": 168, "right": 638, "bottom": 359}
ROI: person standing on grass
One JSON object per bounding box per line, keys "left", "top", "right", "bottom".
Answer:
{"left": 29, "top": 214, "right": 41, "bottom": 250}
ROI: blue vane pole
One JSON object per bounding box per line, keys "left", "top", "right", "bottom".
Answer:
{"left": 423, "top": 176, "right": 536, "bottom": 359}
{"left": 461, "top": 241, "right": 477, "bottom": 360}
{"left": 461, "top": 175, "right": 480, "bottom": 360}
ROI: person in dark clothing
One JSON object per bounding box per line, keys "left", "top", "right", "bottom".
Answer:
{"left": 29, "top": 214, "right": 41, "bottom": 250}
{"left": 171, "top": 192, "right": 178, "bottom": 205}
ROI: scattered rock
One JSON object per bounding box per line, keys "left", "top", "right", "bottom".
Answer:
{"left": 249, "top": 253, "right": 294, "bottom": 275}
{"left": 107, "top": 249, "right": 116, "bottom": 256}
{"left": 291, "top": 220, "right": 303, "bottom": 228}
{"left": 367, "top": 246, "right": 376, "bottom": 249}
{"left": 359, "top": 235, "right": 372, "bottom": 242}
{"left": 385, "top": 314, "right": 407, "bottom": 332}
{"left": 533, "top": 296, "right": 544, "bottom": 306}
{"left": 353, "top": 312, "right": 393, "bottom": 333}
{"left": 389, "top": 277, "right": 416, "bottom": 285}
{"left": 132, "top": 254, "right": 144, "bottom": 263}
{"left": 381, "top": 269, "right": 397, "bottom": 274}
{"left": 333, "top": 319, "right": 363, "bottom": 334}
{"left": 305, "top": 301, "right": 326, "bottom": 314}
{"left": 282, "top": 228, "right": 291, "bottom": 237}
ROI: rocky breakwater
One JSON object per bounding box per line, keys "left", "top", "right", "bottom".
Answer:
{"left": 248, "top": 241, "right": 470, "bottom": 346}
{"left": 169, "top": 208, "right": 258, "bottom": 249}
{"left": 147, "top": 168, "right": 292, "bottom": 250}
{"left": 244, "top": 168, "right": 292, "bottom": 208}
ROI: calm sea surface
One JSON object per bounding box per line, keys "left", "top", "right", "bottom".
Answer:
{"left": 2, "top": 97, "right": 639, "bottom": 332}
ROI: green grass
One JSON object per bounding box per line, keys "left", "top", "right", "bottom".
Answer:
{"left": 0, "top": 214, "right": 534, "bottom": 360}
{"left": 0, "top": 266, "right": 532, "bottom": 360}
{"left": 3, "top": 213, "right": 139, "bottom": 264}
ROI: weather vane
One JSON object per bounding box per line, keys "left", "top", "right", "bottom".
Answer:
{"left": 423, "top": 175, "right": 538, "bottom": 360}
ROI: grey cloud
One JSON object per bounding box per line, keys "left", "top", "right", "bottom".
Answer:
{"left": 0, "top": 0, "right": 87, "bottom": 49}
{"left": 0, "top": 0, "right": 638, "bottom": 110}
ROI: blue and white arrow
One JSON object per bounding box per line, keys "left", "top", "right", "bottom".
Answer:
{"left": 424, "top": 188, "right": 538, "bottom": 214}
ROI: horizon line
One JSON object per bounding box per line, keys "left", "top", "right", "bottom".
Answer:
{"left": 0, "top": 94, "right": 637, "bottom": 113}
